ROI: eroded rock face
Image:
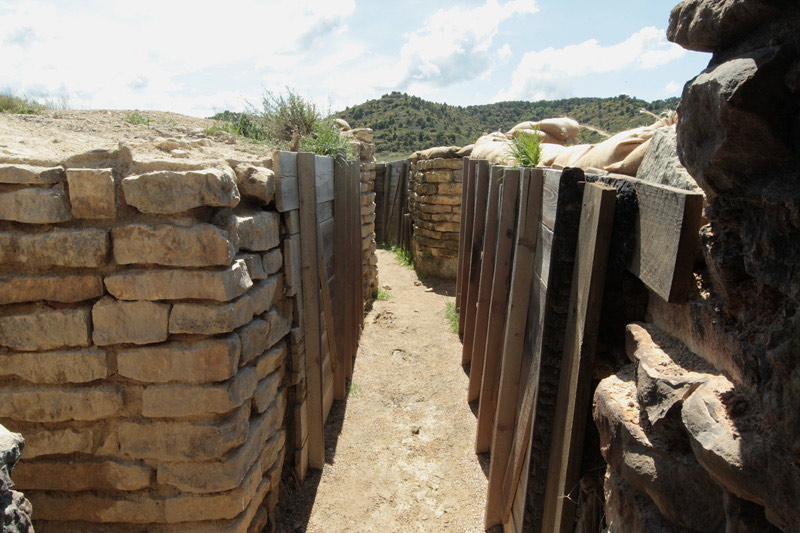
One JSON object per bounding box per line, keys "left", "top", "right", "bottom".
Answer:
{"left": 0, "top": 425, "right": 34, "bottom": 533}
{"left": 636, "top": 128, "right": 701, "bottom": 194}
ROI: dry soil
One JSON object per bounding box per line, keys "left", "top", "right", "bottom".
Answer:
{"left": 275, "top": 248, "right": 492, "bottom": 532}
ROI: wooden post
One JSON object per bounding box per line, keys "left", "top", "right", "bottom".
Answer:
{"left": 349, "top": 159, "right": 361, "bottom": 375}
{"left": 468, "top": 165, "right": 503, "bottom": 403}
{"left": 484, "top": 168, "right": 543, "bottom": 529}
{"left": 458, "top": 160, "right": 477, "bottom": 338}
{"left": 541, "top": 182, "right": 616, "bottom": 532}
{"left": 475, "top": 168, "right": 521, "bottom": 452}
{"left": 456, "top": 158, "right": 470, "bottom": 313}
{"left": 296, "top": 152, "right": 325, "bottom": 469}
{"left": 332, "top": 158, "right": 349, "bottom": 401}
{"left": 461, "top": 160, "right": 490, "bottom": 366}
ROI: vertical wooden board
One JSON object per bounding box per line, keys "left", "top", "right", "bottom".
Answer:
{"left": 333, "top": 158, "right": 348, "bottom": 400}
{"left": 475, "top": 168, "right": 521, "bottom": 452}
{"left": 626, "top": 177, "right": 703, "bottom": 303}
{"left": 317, "top": 227, "right": 338, "bottom": 421}
{"left": 320, "top": 217, "right": 335, "bottom": 262}
{"left": 485, "top": 168, "right": 543, "bottom": 528}
{"left": 285, "top": 210, "right": 301, "bottom": 236}
{"left": 462, "top": 160, "right": 491, "bottom": 366}
{"left": 542, "top": 182, "right": 616, "bottom": 533}
{"left": 456, "top": 157, "right": 469, "bottom": 311}
{"left": 540, "top": 169, "right": 561, "bottom": 230}
{"left": 316, "top": 200, "right": 334, "bottom": 223}
{"left": 348, "top": 159, "right": 361, "bottom": 379}
{"left": 294, "top": 440, "right": 309, "bottom": 482}
{"left": 296, "top": 152, "right": 325, "bottom": 470}
{"left": 272, "top": 150, "right": 299, "bottom": 212}
{"left": 381, "top": 164, "right": 391, "bottom": 243}
{"left": 458, "top": 160, "right": 477, "bottom": 337}
{"left": 315, "top": 155, "right": 335, "bottom": 203}
{"left": 283, "top": 233, "right": 301, "bottom": 295}
{"left": 533, "top": 224, "right": 553, "bottom": 287}
{"left": 468, "top": 165, "right": 504, "bottom": 403}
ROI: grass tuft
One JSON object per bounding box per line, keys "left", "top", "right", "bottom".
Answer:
{"left": 0, "top": 92, "right": 45, "bottom": 114}
{"left": 347, "top": 382, "right": 362, "bottom": 397}
{"left": 505, "top": 128, "right": 543, "bottom": 168}
{"left": 300, "top": 119, "right": 356, "bottom": 158}
{"left": 444, "top": 301, "right": 459, "bottom": 334}
{"left": 391, "top": 244, "right": 414, "bottom": 269}
{"left": 125, "top": 111, "right": 151, "bottom": 126}
{"left": 374, "top": 287, "right": 391, "bottom": 301}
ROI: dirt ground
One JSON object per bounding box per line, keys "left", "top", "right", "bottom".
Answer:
{"left": 275, "top": 249, "right": 493, "bottom": 532}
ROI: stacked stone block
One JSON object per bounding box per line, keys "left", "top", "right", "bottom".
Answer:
{"left": 408, "top": 156, "right": 463, "bottom": 278}
{"left": 360, "top": 159, "right": 379, "bottom": 300}
{"left": 0, "top": 147, "right": 290, "bottom": 532}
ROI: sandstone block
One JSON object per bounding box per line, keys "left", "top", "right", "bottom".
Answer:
{"left": 0, "top": 229, "right": 109, "bottom": 268}
{"left": 157, "top": 404, "right": 283, "bottom": 493}
{"left": 253, "top": 369, "right": 282, "bottom": 414}
{"left": 0, "top": 186, "right": 72, "bottom": 223}
{"left": 237, "top": 253, "right": 266, "bottom": 280}
{"left": 419, "top": 203, "right": 451, "bottom": 214}
{"left": 262, "top": 249, "right": 282, "bottom": 275}
{"left": 0, "top": 307, "right": 91, "bottom": 351}
{"left": 66, "top": 168, "right": 116, "bottom": 218}
{"left": 0, "top": 385, "right": 123, "bottom": 422}
{"left": 249, "top": 275, "right": 283, "bottom": 316}
{"left": 28, "top": 491, "right": 165, "bottom": 523}
{"left": 169, "top": 293, "right": 253, "bottom": 335}
{"left": 92, "top": 297, "right": 170, "bottom": 345}
{"left": 119, "top": 404, "right": 249, "bottom": 461}
{"left": 112, "top": 223, "right": 234, "bottom": 267}
{"left": 360, "top": 202, "right": 375, "bottom": 216}
{"left": 0, "top": 164, "right": 64, "bottom": 184}
{"left": 0, "top": 274, "right": 103, "bottom": 305}
{"left": 104, "top": 259, "right": 252, "bottom": 301}
{"left": 121, "top": 168, "right": 240, "bottom": 214}
{"left": 265, "top": 300, "right": 292, "bottom": 348}
{"left": 256, "top": 340, "right": 287, "bottom": 379}
{"left": 118, "top": 335, "right": 241, "bottom": 384}
{"left": 14, "top": 459, "right": 152, "bottom": 491}
{"left": 234, "top": 164, "right": 275, "bottom": 205}
{"left": 21, "top": 427, "right": 93, "bottom": 458}
{"left": 437, "top": 182, "right": 462, "bottom": 195}
{"left": 423, "top": 169, "right": 454, "bottom": 183}
{"left": 1, "top": 348, "right": 108, "bottom": 383}
{"left": 142, "top": 366, "right": 258, "bottom": 418}
{"left": 236, "top": 319, "right": 270, "bottom": 366}
{"left": 214, "top": 208, "right": 280, "bottom": 252}
{"left": 360, "top": 192, "right": 376, "bottom": 206}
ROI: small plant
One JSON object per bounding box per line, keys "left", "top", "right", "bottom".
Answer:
{"left": 347, "top": 382, "right": 362, "bottom": 397}
{"left": 300, "top": 119, "right": 356, "bottom": 158}
{"left": 375, "top": 287, "right": 391, "bottom": 301}
{"left": 0, "top": 92, "right": 44, "bottom": 114}
{"left": 125, "top": 111, "right": 151, "bottom": 126}
{"left": 505, "top": 128, "right": 542, "bottom": 168}
{"left": 444, "top": 301, "right": 459, "bottom": 334}
{"left": 391, "top": 244, "right": 414, "bottom": 269}
{"left": 259, "top": 87, "right": 320, "bottom": 142}
{"left": 205, "top": 113, "right": 269, "bottom": 143}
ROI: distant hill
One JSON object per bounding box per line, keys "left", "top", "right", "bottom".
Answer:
{"left": 335, "top": 92, "right": 680, "bottom": 159}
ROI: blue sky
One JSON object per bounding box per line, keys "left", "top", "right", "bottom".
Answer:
{"left": 0, "top": 0, "right": 710, "bottom": 117}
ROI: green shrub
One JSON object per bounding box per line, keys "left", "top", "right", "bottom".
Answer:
{"left": 374, "top": 287, "right": 391, "bottom": 301}
{"left": 0, "top": 92, "right": 44, "bottom": 114}
{"left": 391, "top": 244, "right": 414, "bottom": 269}
{"left": 300, "top": 119, "right": 355, "bottom": 158}
{"left": 124, "top": 111, "right": 151, "bottom": 125}
{"left": 205, "top": 113, "right": 269, "bottom": 142}
{"left": 505, "top": 128, "right": 542, "bottom": 168}
{"left": 444, "top": 301, "right": 459, "bottom": 334}
{"left": 259, "top": 87, "right": 320, "bottom": 142}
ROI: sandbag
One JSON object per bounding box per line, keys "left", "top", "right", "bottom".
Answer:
{"left": 537, "top": 143, "right": 567, "bottom": 167}
{"left": 551, "top": 144, "right": 595, "bottom": 168}
{"left": 456, "top": 144, "right": 474, "bottom": 158}
{"left": 333, "top": 118, "right": 351, "bottom": 131}
{"left": 348, "top": 128, "right": 373, "bottom": 144}
{"left": 604, "top": 138, "right": 651, "bottom": 176}
{"left": 415, "top": 146, "right": 461, "bottom": 160}
{"left": 511, "top": 128, "right": 564, "bottom": 145}
{"left": 471, "top": 140, "right": 510, "bottom": 164}
{"left": 572, "top": 127, "right": 655, "bottom": 170}
{"left": 475, "top": 132, "right": 507, "bottom": 146}
{"left": 508, "top": 117, "right": 581, "bottom": 142}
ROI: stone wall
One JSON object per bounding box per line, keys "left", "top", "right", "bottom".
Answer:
{"left": 0, "top": 146, "right": 290, "bottom": 531}
{"left": 407, "top": 155, "right": 463, "bottom": 278}
{"left": 593, "top": 1, "right": 800, "bottom": 531}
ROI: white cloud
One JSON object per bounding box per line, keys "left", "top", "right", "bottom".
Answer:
{"left": 397, "top": 0, "right": 538, "bottom": 91}
{"left": 664, "top": 80, "right": 682, "bottom": 95}
{"left": 497, "top": 44, "right": 512, "bottom": 60}
{"left": 496, "top": 26, "right": 686, "bottom": 101}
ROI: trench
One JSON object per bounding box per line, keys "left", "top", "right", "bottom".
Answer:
{"left": 275, "top": 248, "right": 492, "bottom": 532}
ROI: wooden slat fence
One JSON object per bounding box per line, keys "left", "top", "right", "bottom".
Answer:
{"left": 457, "top": 160, "right": 704, "bottom": 531}
{"left": 374, "top": 160, "right": 410, "bottom": 247}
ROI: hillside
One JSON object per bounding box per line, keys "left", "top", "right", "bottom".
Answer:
{"left": 336, "top": 92, "right": 680, "bottom": 159}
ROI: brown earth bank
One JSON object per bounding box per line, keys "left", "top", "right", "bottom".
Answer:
{"left": 275, "top": 248, "right": 493, "bottom": 532}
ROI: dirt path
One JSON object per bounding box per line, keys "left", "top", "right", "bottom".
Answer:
{"left": 275, "top": 248, "right": 490, "bottom": 532}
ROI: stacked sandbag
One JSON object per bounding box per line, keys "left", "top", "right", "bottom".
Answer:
{"left": 507, "top": 117, "right": 581, "bottom": 145}
{"left": 571, "top": 126, "right": 656, "bottom": 172}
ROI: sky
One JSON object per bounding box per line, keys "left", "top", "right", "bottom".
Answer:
{"left": 0, "top": 0, "right": 711, "bottom": 118}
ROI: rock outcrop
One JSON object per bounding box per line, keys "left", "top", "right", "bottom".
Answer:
{"left": 0, "top": 425, "right": 33, "bottom": 533}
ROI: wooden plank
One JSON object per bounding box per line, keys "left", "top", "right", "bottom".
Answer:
{"left": 348, "top": 160, "right": 361, "bottom": 379}
{"left": 385, "top": 163, "right": 402, "bottom": 245}
{"left": 484, "top": 168, "right": 544, "bottom": 529}
{"left": 320, "top": 217, "right": 335, "bottom": 259}
{"left": 625, "top": 177, "right": 703, "bottom": 303}
{"left": 458, "top": 160, "right": 477, "bottom": 338}
{"left": 533, "top": 224, "right": 553, "bottom": 288}
{"left": 285, "top": 210, "right": 300, "bottom": 235}
{"left": 283, "top": 233, "right": 301, "bottom": 295}
{"left": 540, "top": 169, "right": 561, "bottom": 230}
{"left": 542, "top": 182, "right": 616, "bottom": 532}
{"left": 315, "top": 155, "right": 335, "bottom": 203}
{"left": 296, "top": 152, "right": 325, "bottom": 470}
{"left": 317, "top": 227, "right": 338, "bottom": 416}
{"left": 333, "top": 158, "right": 349, "bottom": 400}
{"left": 468, "top": 165, "right": 504, "bottom": 403}
{"left": 381, "top": 163, "right": 391, "bottom": 243}
{"left": 272, "top": 150, "right": 299, "bottom": 212}
{"left": 456, "top": 157, "right": 469, "bottom": 312}
{"left": 294, "top": 440, "right": 309, "bottom": 482}
{"left": 461, "top": 160, "right": 491, "bottom": 366}
{"left": 475, "top": 168, "right": 521, "bottom": 452}
{"left": 316, "top": 200, "right": 334, "bottom": 223}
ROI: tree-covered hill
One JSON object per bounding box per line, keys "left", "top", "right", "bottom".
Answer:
{"left": 336, "top": 92, "right": 680, "bottom": 159}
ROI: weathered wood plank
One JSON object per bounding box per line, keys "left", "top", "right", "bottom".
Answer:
{"left": 462, "top": 160, "right": 491, "bottom": 366}
{"left": 333, "top": 158, "right": 348, "bottom": 400}
{"left": 285, "top": 209, "right": 300, "bottom": 235}
{"left": 541, "top": 169, "right": 561, "bottom": 230}
{"left": 317, "top": 227, "right": 338, "bottom": 418}
{"left": 348, "top": 159, "right": 361, "bottom": 379}
{"left": 484, "top": 168, "right": 544, "bottom": 529}
{"left": 533, "top": 223, "right": 553, "bottom": 289}
{"left": 456, "top": 157, "right": 469, "bottom": 311}
{"left": 542, "top": 182, "right": 616, "bottom": 532}
{"left": 273, "top": 150, "right": 299, "bottom": 212}
{"left": 315, "top": 155, "right": 335, "bottom": 204}
{"left": 476, "top": 168, "right": 521, "bottom": 452}
{"left": 468, "top": 165, "right": 504, "bottom": 403}
{"left": 458, "top": 159, "right": 476, "bottom": 337}
{"left": 316, "top": 200, "right": 334, "bottom": 223}
{"left": 283, "top": 233, "right": 301, "bottom": 295}
{"left": 296, "top": 152, "right": 325, "bottom": 469}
